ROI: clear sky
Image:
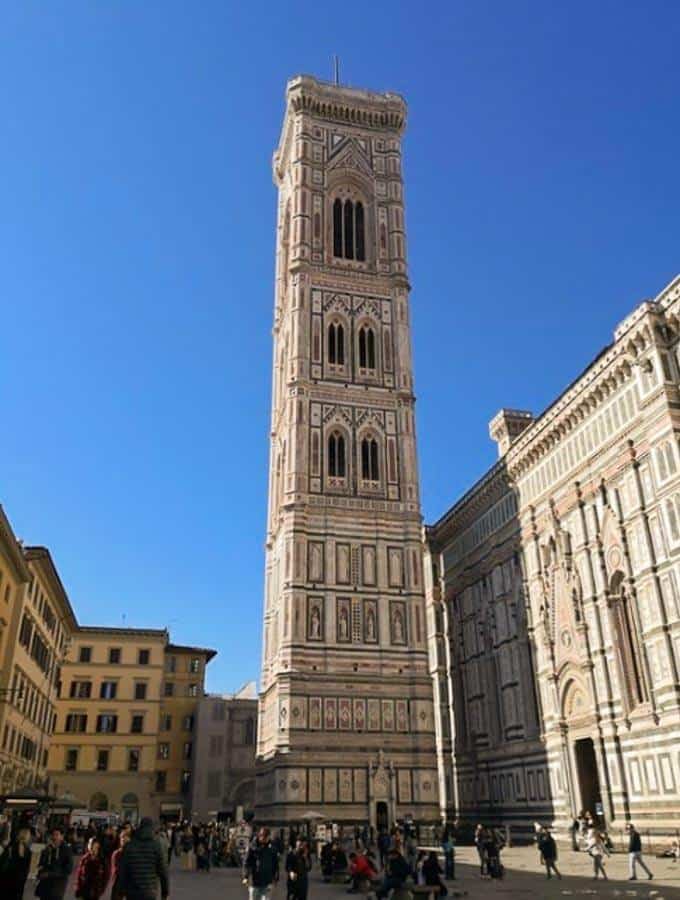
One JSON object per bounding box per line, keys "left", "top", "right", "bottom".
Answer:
{"left": 2, "top": 2, "right": 679, "bottom": 692}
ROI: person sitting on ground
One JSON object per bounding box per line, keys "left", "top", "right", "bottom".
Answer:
{"left": 376, "top": 847, "right": 410, "bottom": 899}
{"left": 422, "top": 850, "right": 447, "bottom": 896}
{"left": 347, "top": 850, "right": 377, "bottom": 893}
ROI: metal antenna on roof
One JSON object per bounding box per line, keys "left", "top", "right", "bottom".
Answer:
{"left": 333, "top": 55, "right": 340, "bottom": 86}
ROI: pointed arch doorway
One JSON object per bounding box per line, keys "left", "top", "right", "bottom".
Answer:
{"left": 561, "top": 677, "right": 605, "bottom": 825}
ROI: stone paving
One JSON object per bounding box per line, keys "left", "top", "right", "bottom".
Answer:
{"left": 25, "top": 845, "right": 680, "bottom": 900}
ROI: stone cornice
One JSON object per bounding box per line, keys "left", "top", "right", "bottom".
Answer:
{"left": 274, "top": 75, "right": 407, "bottom": 184}
{"left": 0, "top": 505, "right": 30, "bottom": 583}
{"left": 504, "top": 278, "right": 679, "bottom": 480}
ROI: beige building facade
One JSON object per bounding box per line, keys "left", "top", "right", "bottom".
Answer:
{"left": 257, "top": 76, "right": 439, "bottom": 827}
{"left": 426, "top": 274, "right": 680, "bottom": 838}
{"left": 190, "top": 683, "right": 257, "bottom": 822}
{"left": 0, "top": 512, "right": 77, "bottom": 797}
{"left": 48, "top": 628, "right": 215, "bottom": 822}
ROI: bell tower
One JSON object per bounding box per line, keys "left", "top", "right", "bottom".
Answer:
{"left": 256, "top": 75, "right": 438, "bottom": 825}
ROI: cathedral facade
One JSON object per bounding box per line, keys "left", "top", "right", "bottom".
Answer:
{"left": 256, "top": 76, "right": 438, "bottom": 826}
{"left": 425, "top": 274, "right": 680, "bottom": 838}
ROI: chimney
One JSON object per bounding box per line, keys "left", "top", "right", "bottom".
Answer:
{"left": 489, "top": 408, "right": 534, "bottom": 457}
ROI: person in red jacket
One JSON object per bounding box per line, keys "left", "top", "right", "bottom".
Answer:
{"left": 109, "top": 831, "right": 131, "bottom": 900}
{"left": 75, "top": 837, "right": 109, "bottom": 900}
{"left": 348, "top": 851, "right": 377, "bottom": 893}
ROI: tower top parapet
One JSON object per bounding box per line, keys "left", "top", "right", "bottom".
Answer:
{"left": 284, "top": 74, "right": 407, "bottom": 132}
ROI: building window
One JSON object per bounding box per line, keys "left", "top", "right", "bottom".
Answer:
{"left": 155, "top": 771, "right": 167, "bottom": 792}
{"left": 244, "top": 717, "right": 255, "bottom": 745}
{"left": 181, "top": 770, "right": 191, "bottom": 793}
{"left": 65, "top": 714, "right": 87, "bottom": 733}
{"left": 188, "top": 684, "right": 198, "bottom": 698}
{"left": 96, "top": 715, "right": 118, "bottom": 734}
{"left": 164, "top": 682, "right": 174, "bottom": 698}
{"left": 65, "top": 748, "right": 78, "bottom": 771}
{"left": 665, "top": 494, "right": 680, "bottom": 543}
{"left": 18, "top": 616, "right": 33, "bottom": 650}
{"left": 328, "top": 432, "right": 346, "bottom": 478}
{"left": 96, "top": 749, "right": 109, "bottom": 772}
{"left": 358, "top": 325, "right": 376, "bottom": 370}
{"left": 327, "top": 322, "right": 345, "bottom": 366}
{"left": 69, "top": 681, "right": 92, "bottom": 699}
{"left": 100, "top": 681, "right": 117, "bottom": 700}
{"left": 79, "top": 647, "right": 92, "bottom": 663}
{"left": 109, "top": 648, "right": 121, "bottom": 664}
{"left": 138, "top": 649, "right": 150, "bottom": 665}
{"left": 134, "top": 682, "right": 147, "bottom": 701}
{"left": 182, "top": 715, "right": 194, "bottom": 731}
{"left": 183, "top": 742, "right": 192, "bottom": 760}
{"left": 361, "top": 437, "right": 380, "bottom": 481}
{"left": 165, "top": 656, "right": 176, "bottom": 673}
{"left": 161, "top": 714, "right": 172, "bottom": 731}
{"left": 609, "top": 573, "right": 647, "bottom": 711}
{"left": 333, "top": 198, "right": 366, "bottom": 262}
{"left": 128, "top": 749, "right": 140, "bottom": 772}
{"left": 158, "top": 743, "right": 170, "bottom": 760}
{"left": 189, "top": 657, "right": 200, "bottom": 674}
{"left": 131, "top": 715, "right": 144, "bottom": 734}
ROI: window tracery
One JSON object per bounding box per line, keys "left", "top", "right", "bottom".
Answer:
{"left": 332, "top": 197, "right": 366, "bottom": 262}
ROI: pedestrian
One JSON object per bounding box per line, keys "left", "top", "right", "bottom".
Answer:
{"left": 286, "top": 839, "right": 311, "bottom": 900}
{"left": 485, "top": 830, "right": 503, "bottom": 880}
{"left": 376, "top": 847, "right": 410, "bottom": 899}
{"left": 0, "top": 826, "right": 32, "bottom": 900}
{"left": 157, "top": 828, "right": 170, "bottom": 869}
{"left": 423, "top": 850, "right": 448, "bottom": 897}
{"left": 179, "top": 827, "right": 194, "bottom": 871}
{"left": 586, "top": 828, "right": 609, "bottom": 880}
{"left": 110, "top": 831, "right": 130, "bottom": 900}
{"left": 117, "top": 817, "right": 170, "bottom": 900}
{"left": 627, "top": 823, "right": 653, "bottom": 881}
{"left": 75, "top": 837, "right": 109, "bottom": 900}
{"left": 35, "top": 827, "right": 74, "bottom": 900}
{"left": 377, "top": 830, "right": 390, "bottom": 871}
{"left": 441, "top": 823, "right": 455, "bottom": 880}
{"left": 243, "top": 827, "right": 279, "bottom": 900}
{"left": 348, "top": 849, "right": 377, "bottom": 893}
{"left": 474, "top": 824, "right": 487, "bottom": 877}
{"left": 537, "top": 827, "right": 561, "bottom": 880}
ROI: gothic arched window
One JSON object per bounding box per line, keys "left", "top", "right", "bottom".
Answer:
{"left": 328, "top": 432, "right": 346, "bottom": 478}
{"left": 361, "top": 437, "right": 379, "bottom": 481}
{"left": 609, "top": 573, "right": 647, "bottom": 710}
{"left": 333, "top": 197, "right": 366, "bottom": 262}
{"left": 328, "top": 322, "right": 345, "bottom": 366}
{"left": 358, "top": 325, "right": 376, "bottom": 370}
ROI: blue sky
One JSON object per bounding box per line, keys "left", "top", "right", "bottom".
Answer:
{"left": 1, "top": 2, "right": 678, "bottom": 692}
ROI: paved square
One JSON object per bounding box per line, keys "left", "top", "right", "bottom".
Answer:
{"left": 30, "top": 845, "right": 680, "bottom": 900}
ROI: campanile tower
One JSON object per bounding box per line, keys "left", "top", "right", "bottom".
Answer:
{"left": 257, "top": 75, "right": 438, "bottom": 826}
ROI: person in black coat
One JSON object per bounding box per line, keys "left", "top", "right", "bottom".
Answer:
{"left": 35, "top": 828, "right": 74, "bottom": 900}
{"left": 118, "top": 818, "right": 170, "bottom": 900}
{"left": 0, "top": 827, "right": 33, "bottom": 900}
{"left": 422, "top": 850, "right": 448, "bottom": 896}
{"left": 537, "top": 827, "right": 561, "bottom": 880}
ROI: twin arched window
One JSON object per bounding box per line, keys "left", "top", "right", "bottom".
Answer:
{"left": 361, "top": 437, "right": 379, "bottom": 481}
{"left": 358, "top": 325, "right": 376, "bottom": 370}
{"left": 333, "top": 199, "right": 366, "bottom": 262}
{"left": 328, "top": 432, "right": 346, "bottom": 478}
{"left": 328, "top": 322, "right": 345, "bottom": 365}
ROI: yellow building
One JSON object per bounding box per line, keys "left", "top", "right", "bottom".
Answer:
{"left": 48, "top": 627, "right": 167, "bottom": 822}
{"left": 48, "top": 630, "right": 216, "bottom": 822}
{"left": 0, "top": 507, "right": 78, "bottom": 796}
{"left": 156, "top": 644, "right": 216, "bottom": 822}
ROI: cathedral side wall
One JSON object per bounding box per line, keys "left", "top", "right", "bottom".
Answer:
{"left": 427, "top": 275, "right": 680, "bottom": 841}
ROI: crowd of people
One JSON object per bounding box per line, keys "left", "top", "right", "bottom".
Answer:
{"left": 1, "top": 810, "right": 678, "bottom": 899}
